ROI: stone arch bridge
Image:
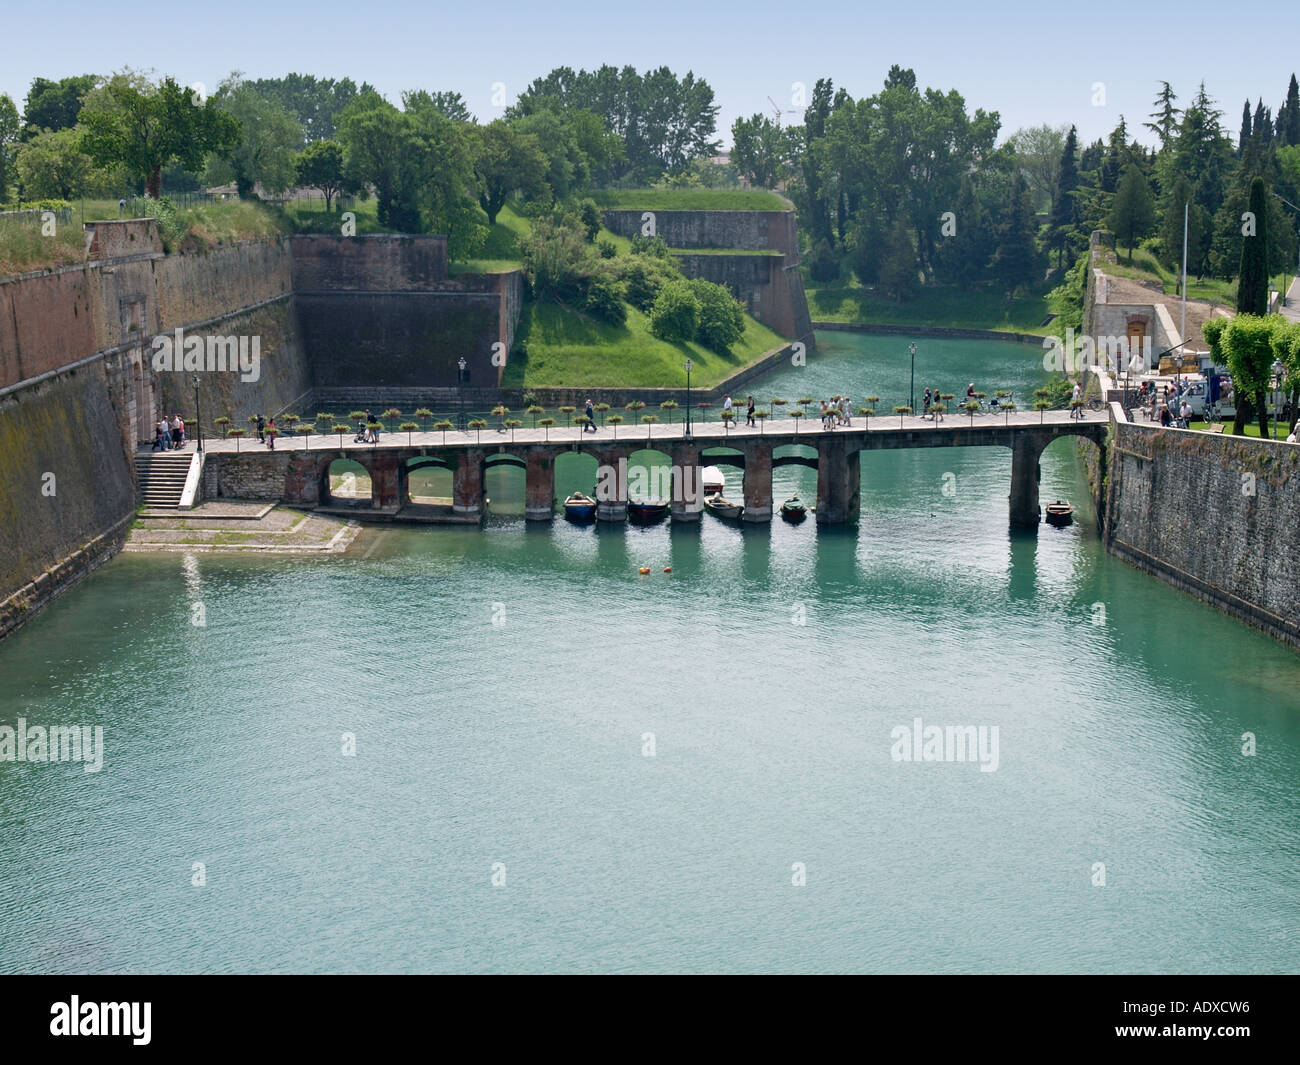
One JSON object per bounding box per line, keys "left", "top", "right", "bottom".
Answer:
{"left": 203, "top": 414, "right": 1108, "bottom": 528}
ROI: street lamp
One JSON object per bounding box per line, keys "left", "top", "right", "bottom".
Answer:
{"left": 908, "top": 342, "right": 917, "bottom": 413}
{"left": 457, "top": 356, "right": 467, "bottom": 431}
{"left": 191, "top": 373, "right": 203, "bottom": 453}
{"left": 684, "top": 358, "right": 693, "bottom": 438}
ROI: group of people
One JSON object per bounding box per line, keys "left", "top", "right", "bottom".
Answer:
{"left": 818, "top": 396, "right": 853, "bottom": 428}
{"left": 254, "top": 414, "right": 280, "bottom": 449}
{"left": 352, "top": 411, "right": 378, "bottom": 444}
{"left": 152, "top": 415, "right": 186, "bottom": 451}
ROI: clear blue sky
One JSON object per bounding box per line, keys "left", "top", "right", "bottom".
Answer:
{"left": 3, "top": 0, "right": 1293, "bottom": 149}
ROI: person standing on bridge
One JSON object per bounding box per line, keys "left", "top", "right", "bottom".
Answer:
{"left": 1070, "top": 382, "right": 1082, "bottom": 420}
{"left": 746, "top": 396, "right": 755, "bottom": 427}
{"left": 923, "top": 388, "right": 932, "bottom": 420}
{"left": 932, "top": 385, "right": 944, "bottom": 422}
{"left": 723, "top": 395, "right": 733, "bottom": 423}
{"left": 584, "top": 398, "right": 596, "bottom": 432}
{"left": 256, "top": 414, "right": 265, "bottom": 443}
{"left": 266, "top": 417, "right": 277, "bottom": 450}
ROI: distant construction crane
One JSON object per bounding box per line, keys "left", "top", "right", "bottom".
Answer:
{"left": 767, "top": 96, "right": 801, "bottom": 127}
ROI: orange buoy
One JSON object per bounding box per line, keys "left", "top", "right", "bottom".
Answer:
{"left": 638, "top": 566, "right": 650, "bottom": 574}
{"left": 663, "top": 566, "right": 672, "bottom": 573}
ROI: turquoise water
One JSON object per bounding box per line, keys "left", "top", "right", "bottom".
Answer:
{"left": 1, "top": 332, "right": 1297, "bottom": 974}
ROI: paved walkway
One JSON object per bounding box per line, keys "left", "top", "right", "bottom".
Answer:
{"left": 192, "top": 407, "right": 1107, "bottom": 456}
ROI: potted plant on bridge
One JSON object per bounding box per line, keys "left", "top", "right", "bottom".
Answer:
{"left": 538, "top": 416, "right": 556, "bottom": 441}
{"left": 594, "top": 402, "right": 610, "bottom": 426}
{"left": 296, "top": 422, "right": 313, "bottom": 449}
{"left": 434, "top": 419, "right": 453, "bottom": 444}
{"left": 894, "top": 405, "right": 912, "bottom": 428}
{"left": 789, "top": 408, "right": 804, "bottom": 433}
{"left": 659, "top": 400, "right": 678, "bottom": 424}
{"left": 606, "top": 413, "right": 623, "bottom": 440}
{"left": 215, "top": 415, "right": 231, "bottom": 437}
{"left": 282, "top": 413, "right": 300, "bottom": 438}
{"left": 931, "top": 403, "right": 945, "bottom": 424}
{"left": 573, "top": 414, "right": 590, "bottom": 434}
{"left": 1001, "top": 401, "right": 1016, "bottom": 425}
{"left": 247, "top": 414, "right": 261, "bottom": 438}
{"left": 696, "top": 400, "right": 711, "bottom": 423}
{"left": 858, "top": 406, "right": 875, "bottom": 430}
{"left": 756, "top": 408, "right": 770, "bottom": 434}
{"left": 720, "top": 409, "right": 734, "bottom": 431}
{"left": 526, "top": 404, "right": 544, "bottom": 428}
{"left": 505, "top": 418, "right": 522, "bottom": 441}
{"left": 940, "top": 393, "right": 954, "bottom": 413}
{"left": 315, "top": 412, "right": 334, "bottom": 432}
{"left": 414, "top": 407, "right": 433, "bottom": 432}
{"left": 558, "top": 404, "right": 576, "bottom": 427}
{"left": 797, "top": 397, "right": 814, "bottom": 414}
{"left": 642, "top": 413, "right": 658, "bottom": 442}
{"left": 1034, "top": 398, "right": 1050, "bottom": 424}
{"left": 965, "top": 400, "right": 979, "bottom": 425}
{"left": 626, "top": 400, "right": 646, "bottom": 424}
{"left": 332, "top": 423, "right": 349, "bottom": 448}
{"left": 229, "top": 427, "right": 246, "bottom": 451}
{"left": 382, "top": 408, "right": 401, "bottom": 432}
{"left": 492, "top": 405, "right": 510, "bottom": 432}
{"left": 366, "top": 420, "right": 382, "bottom": 444}
{"left": 468, "top": 418, "right": 487, "bottom": 443}
{"left": 400, "top": 421, "right": 419, "bottom": 445}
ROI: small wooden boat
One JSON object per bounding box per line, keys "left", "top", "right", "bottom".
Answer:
{"left": 702, "top": 465, "right": 726, "bottom": 496}
{"left": 780, "top": 494, "right": 807, "bottom": 522}
{"left": 563, "top": 492, "right": 597, "bottom": 522}
{"left": 628, "top": 499, "right": 669, "bottom": 524}
{"left": 704, "top": 495, "right": 743, "bottom": 521}
{"left": 1044, "top": 500, "right": 1074, "bottom": 527}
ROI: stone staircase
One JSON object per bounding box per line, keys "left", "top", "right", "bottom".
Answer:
{"left": 135, "top": 451, "right": 194, "bottom": 509}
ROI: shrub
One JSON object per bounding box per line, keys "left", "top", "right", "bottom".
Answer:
{"left": 649, "top": 280, "right": 700, "bottom": 343}
{"left": 807, "top": 238, "right": 841, "bottom": 284}
{"left": 630, "top": 233, "right": 672, "bottom": 258}
{"left": 596, "top": 238, "right": 617, "bottom": 259}
{"left": 578, "top": 198, "right": 602, "bottom": 242}
{"left": 619, "top": 254, "right": 682, "bottom": 312}
{"left": 687, "top": 278, "right": 744, "bottom": 352}
{"left": 583, "top": 274, "right": 627, "bottom": 325}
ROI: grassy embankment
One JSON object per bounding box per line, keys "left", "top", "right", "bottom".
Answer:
{"left": 806, "top": 279, "right": 1056, "bottom": 336}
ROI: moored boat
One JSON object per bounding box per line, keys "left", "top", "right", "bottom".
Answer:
{"left": 704, "top": 495, "right": 743, "bottom": 520}
{"left": 628, "top": 499, "right": 669, "bottom": 523}
{"left": 702, "top": 466, "right": 726, "bottom": 496}
{"left": 1044, "top": 500, "right": 1074, "bottom": 527}
{"left": 563, "top": 492, "right": 597, "bottom": 522}
{"left": 780, "top": 494, "right": 807, "bottom": 522}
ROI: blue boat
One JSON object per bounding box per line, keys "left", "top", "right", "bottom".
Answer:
{"left": 563, "top": 492, "right": 597, "bottom": 522}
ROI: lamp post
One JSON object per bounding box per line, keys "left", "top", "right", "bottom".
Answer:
{"left": 684, "top": 358, "right": 693, "bottom": 439}
{"left": 457, "top": 357, "right": 467, "bottom": 431}
{"left": 191, "top": 373, "right": 203, "bottom": 453}
{"left": 908, "top": 342, "right": 917, "bottom": 413}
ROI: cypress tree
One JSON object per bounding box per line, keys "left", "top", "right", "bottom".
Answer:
{"left": 1284, "top": 74, "right": 1300, "bottom": 144}
{"left": 1238, "top": 100, "right": 1252, "bottom": 154}
{"left": 1107, "top": 164, "right": 1156, "bottom": 263}
{"left": 1237, "top": 176, "right": 1269, "bottom": 315}
{"left": 1051, "top": 125, "right": 1079, "bottom": 266}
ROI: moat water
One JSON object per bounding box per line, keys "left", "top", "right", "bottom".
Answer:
{"left": 1, "top": 333, "right": 1297, "bottom": 974}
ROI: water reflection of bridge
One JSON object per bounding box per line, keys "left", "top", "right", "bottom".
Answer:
{"left": 202, "top": 411, "right": 1108, "bottom": 527}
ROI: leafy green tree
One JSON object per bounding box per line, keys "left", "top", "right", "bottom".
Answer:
{"left": 15, "top": 127, "right": 97, "bottom": 199}
{"left": 1221, "top": 314, "right": 1278, "bottom": 435}
{"left": 246, "top": 74, "right": 374, "bottom": 142}
{"left": 1145, "top": 82, "right": 1180, "bottom": 148}
{"left": 79, "top": 72, "right": 238, "bottom": 198}
{"left": 649, "top": 280, "right": 701, "bottom": 342}
{"left": 730, "top": 113, "right": 792, "bottom": 188}
{"left": 209, "top": 77, "right": 303, "bottom": 198}
{"left": 879, "top": 217, "right": 919, "bottom": 300}
{"left": 0, "top": 94, "right": 19, "bottom": 201}
{"left": 473, "top": 120, "right": 548, "bottom": 224}
{"left": 295, "top": 139, "right": 353, "bottom": 210}
{"left": 618, "top": 253, "right": 681, "bottom": 311}
{"left": 520, "top": 215, "right": 592, "bottom": 300}
{"left": 337, "top": 93, "right": 426, "bottom": 230}
{"left": 1238, "top": 176, "right": 1269, "bottom": 315}
{"left": 687, "top": 279, "right": 744, "bottom": 352}
{"left": 1007, "top": 123, "right": 1066, "bottom": 212}
{"left": 1159, "top": 174, "right": 1211, "bottom": 275}
{"left": 991, "top": 172, "right": 1041, "bottom": 291}
{"left": 423, "top": 91, "right": 471, "bottom": 122}
{"left": 1107, "top": 164, "right": 1156, "bottom": 262}
{"left": 21, "top": 75, "right": 96, "bottom": 137}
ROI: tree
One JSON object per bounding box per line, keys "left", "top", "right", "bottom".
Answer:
{"left": 687, "top": 279, "right": 744, "bottom": 352}
{"left": 424, "top": 91, "right": 471, "bottom": 122}
{"left": 1238, "top": 176, "right": 1269, "bottom": 315}
{"left": 879, "top": 217, "right": 919, "bottom": 301}
{"left": 14, "top": 127, "right": 96, "bottom": 199}
{"left": 79, "top": 72, "right": 238, "bottom": 198}
{"left": 1145, "top": 82, "right": 1180, "bottom": 147}
{"left": 1050, "top": 125, "right": 1080, "bottom": 266}
{"left": 1159, "top": 174, "right": 1210, "bottom": 275}
{"left": 1007, "top": 123, "right": 1066, "bottom": 212}
{"left": 473, "top": 120, "right": 548, "bottom": 224}
{"left": 991, "top": 172, "right": 1041, "bottom": 291}
{"left": 1221, "top": 314, "right": 1278, "bottom": 435}
{"left": 1107, "top": 164, "right": 1156, "bottom": 262}
{"left": 295, "top": 139, "right": 353, "bottom": 210}
{"left": 649, "top": 280, "right": 700, "bottom": 342}
{"left": 1280, "top": 74, "right": 1300, "bottom": 146}
{"left": 0, "top": 94, "right": 18, "bottom": 202}
{"left": 246, "top": 74, "right": 374, "bottom": 142}
{"left": 731, "top": 113, "right": 791, "bottom": 188}
{"left": 21, "top": 75, "right": 96, "bottom": 137}
{"left": 208, "top": 77, "right": 303, "bottom": 198}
